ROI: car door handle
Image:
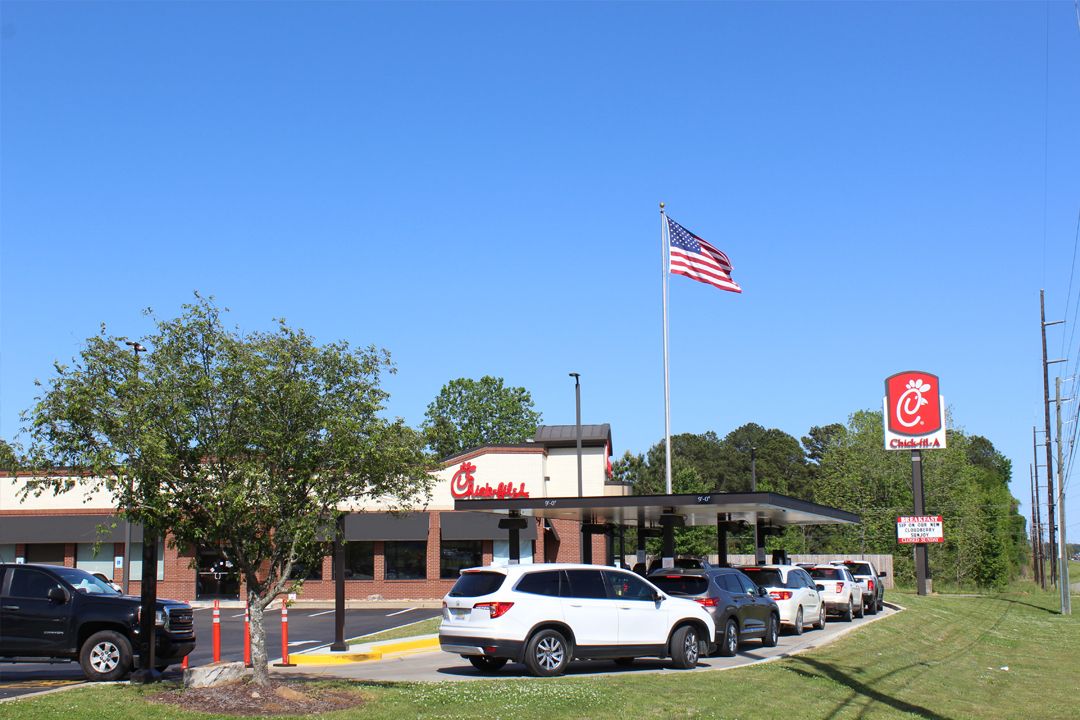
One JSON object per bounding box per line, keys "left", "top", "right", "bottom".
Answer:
{"left": 568, "top": 603, "right": 583, "bottom": 608}
{"left": 1, "top": 605, "right": 19, "bottom": 611}
{"left": 618, "top": 606, "right": 632, "bottom": 610}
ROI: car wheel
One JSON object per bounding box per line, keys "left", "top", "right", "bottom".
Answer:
{"left": 813, "top": 603, "right": 826, "bottom": 629}
{"left": 719, "top": 619, "right": 739, "bottom": 657}
{"left": 669, "top": 624, "right": 700, "bottom": 669}
{"left": 613, "top": 657, "right": 635, "bottom": 667}
{"left": 842, "top": 598, "right": 853, "bottom": 622}
{"left": 877, "top": 597, "right": 884, "bottom": 613}
{"left": 762, "top": 613, "right": 780, "bottom": 647}
{"left": 524, "top": 629, "right": 571, "bottom": 677}
{"left": 792, "top": 607, "right": 804, "bottom": 635}
{"left": 79, "top": 630, "right": 133, "bottom": 682}
{"left": 468, "top": 655, "right": 509, "bottom": 673}
{"left": 855, "top": 598, "right": 865, "bottom": 618}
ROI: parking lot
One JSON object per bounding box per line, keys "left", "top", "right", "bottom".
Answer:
{"left": 278, "top": 604, "right": 898, "bottom": 683}
{"left": 0, "top": 606, "right": 439, "bottom": 701}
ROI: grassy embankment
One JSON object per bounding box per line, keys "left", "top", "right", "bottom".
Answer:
{"left": 348, "top": 616, "right": 440, "bottom": 644}
{"left": 9, "top": 583, "right": 1080, "bottom": 719}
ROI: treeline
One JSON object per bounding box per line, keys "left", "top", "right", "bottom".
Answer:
{"left": 613, "top": 411, "right": 1027, "bottom": 590}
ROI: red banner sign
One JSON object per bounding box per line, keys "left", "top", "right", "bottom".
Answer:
{"left": 449, "top": 462, "right": 530, "bottom": 500}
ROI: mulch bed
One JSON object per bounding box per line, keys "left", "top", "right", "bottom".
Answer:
{"left": 149, "top": 679, "right": 366, "bottom": 716}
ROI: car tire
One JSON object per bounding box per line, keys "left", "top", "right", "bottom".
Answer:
{"left": 613, "top": 657, "right": 635, "bottom": 667}
{"left": 524, "top": 629, "right": 571, "bottom": 677}
{"left": 792, "top": 607, "right": 804, "bottom": 635}
{"left": 842, "top": 599, "right": 853, "bottom": 622}
{"left": 855, "top": 597, "right": 865, "bottom": 618}
{"left": 877, "top": 597, "right": 884, "bottom": 613}
{"left": 669, "top": 624, "right": 701, "bottom": 669}
{"left": 719, "top": 619, "right": 739, "bottom": 657}
{"left": 865, "top": 597, "right": 878, "bottom": 615}
{"left": 468, "top": 656, "right": 508, "bottom": 673}
{"left": 762, "top": 613, "right": 780, "bottom": 647}
{"left": 813, "top": 603, "right": 826, "bottom": 630}
{"left": 79, "top": 630, "right": 133, "bottom": 682}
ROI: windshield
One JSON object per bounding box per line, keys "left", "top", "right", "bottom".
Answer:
{"left": 649, "top": 575, "right": 709, "bottom": 596}
{"left": 52, "top": 566, "right": 121, "bottom": 595}
{"left": 740, "top": 568, "right": 784, "bottom": 588}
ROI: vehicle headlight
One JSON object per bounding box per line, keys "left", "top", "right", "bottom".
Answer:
{"left": 156, "top": 610, "right": 166, "bottom": 627}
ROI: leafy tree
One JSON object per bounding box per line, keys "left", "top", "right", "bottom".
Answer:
{"left": 0, "top": 439, "right": 18, "bottom": 473}
{"left": 423, "top": 376, "right": 541, "bottom": 459}
{"left": 21, "top": 296, "right": 432, "bottom": 685}
{"left": 802, "top": 423, "right": 846, "bottom": 466}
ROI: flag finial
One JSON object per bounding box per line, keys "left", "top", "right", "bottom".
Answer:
{"left": 659, "top": 201, "right": 665, "bottom": 210}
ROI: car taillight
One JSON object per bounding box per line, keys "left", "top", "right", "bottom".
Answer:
{"left": 868, "top": 580, "right": 875, "bottom": 592}
{"left": 836, "top": 583, "right": 844, "bottom": 594}
{"left": 769, "top": 591, "right": 792, "bottom": 600}
{"left": 473, "top": 601, "right": 514, "bottom": 619}
{"left": 696, "top": 597, "right": 718, "bottom": 607}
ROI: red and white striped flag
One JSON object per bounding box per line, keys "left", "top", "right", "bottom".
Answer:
{"left": 667, "top": 217, "right": 742, "bottom": 294}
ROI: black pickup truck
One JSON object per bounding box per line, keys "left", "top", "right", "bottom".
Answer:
{"left": 0, "top": 563, "right": 195, "bottom": 681}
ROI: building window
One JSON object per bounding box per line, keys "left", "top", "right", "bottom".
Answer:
{"left": 130, "top": 542, "right": 165, "bottom": 581}
{"left": 493, "top": 539, "right": 534, "bottom": 565}
{"left": 25, "top": 543, "right": 65, "bottom": 566}
{"left": 385, "top": 541, "right": 426, "bottom": 580}
{"left": 440, "top": 540, "right": 482, "bottom": 579}
{"left": 76, "top": 543, "right": 113, "bottom": 577}
{"left": 341, "top": 541, "right": 374, "bottom": 580}
{"left": 289, "top": 546, "right": 328, "bottom": 581}
{"left": 0, "top": 544, "right": 17, "bottom": 563}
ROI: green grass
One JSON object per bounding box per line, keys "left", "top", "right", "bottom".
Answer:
{"left": 348, "top": 616, "right": 440, "bottom": 644}
{"left": 7, "top": 584, "right": 1080, "bottom": 719}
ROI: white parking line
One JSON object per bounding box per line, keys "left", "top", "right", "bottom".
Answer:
{"left": 288, "top": 640, "right": 319, "bottom": 647}
{"left": 386, "top": 607, "right": 415, "bottom": 617}
{"left": 230, "top": 612, "right": 247, "bottom": 618}
{"left": 308, "top": 609, "right": 335, "bottom": 617}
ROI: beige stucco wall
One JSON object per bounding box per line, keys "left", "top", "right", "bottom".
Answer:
{"left": 1, "top": 475, "right": 117, "bottom": 511}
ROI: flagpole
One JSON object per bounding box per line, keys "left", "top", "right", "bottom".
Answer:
{"left": 660, "top": 202, "right": 673, "bottom": 495}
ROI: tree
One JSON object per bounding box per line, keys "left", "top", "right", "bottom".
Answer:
{"left": 422, "top": 376, "right": 541, "bottom": 459}
{"left": 0, "top": 439, "right": 18, "bottom": 473}
{"left": 21, "top": 296, "right": 432, "bottom": 685}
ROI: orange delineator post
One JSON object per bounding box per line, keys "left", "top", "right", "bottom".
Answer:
{"left": 181, "top": 653, "right": 189, "bottom": 670}
{"left": 273, "top": 597, "right": 296, "bottom": 667}
{"left": 243, "top": 602, "right": 252, "bottom": 667}
{"left": 212, "top": 599, "right": 221, "bottom": 663}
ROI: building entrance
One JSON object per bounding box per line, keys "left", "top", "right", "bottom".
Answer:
{"left": 195, "top": 546, "right": 240, "bottom": 600}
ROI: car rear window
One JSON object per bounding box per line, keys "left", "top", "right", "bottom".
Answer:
{"left": 845, "top": 563, "right": 872, "bottom": 576}
{"left": 515, "top": 570, "right": 562, "bottom": 597}
{"left": 809, "top": 568, "right": 841, "bottom": 580}
{"left": 740, "top": 568, "right": 784, "bottom": 588}
{"left": 448, "top": 571, "right": 505, "bottom": 597}
{"left": 650, "top": 575, "right": 709, "bottom": 596}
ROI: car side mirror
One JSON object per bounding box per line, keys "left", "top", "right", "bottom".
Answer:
{"left": 878, "top": 571, "right": 887, "bottom": 578}
{"left": 48, "top": 586, "right": 68, "bottom": 604}
{"left": 757, "top": 586, "right": 768, "bottom": 597}
{"left": 652, "top": 591, "right": 664, "bottom": 603}
{"left": 815, "top": 584, "right": 825, "bottom": 592}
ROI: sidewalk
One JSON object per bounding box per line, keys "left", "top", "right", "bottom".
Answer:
{"left": 289, "top": 634, "right": 440, "bottom": 665}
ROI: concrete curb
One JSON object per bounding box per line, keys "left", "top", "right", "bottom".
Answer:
{"left": 289, "top": 635, "right": 440, "bottom": 666}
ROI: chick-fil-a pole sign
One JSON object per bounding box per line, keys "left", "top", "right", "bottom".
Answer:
{"left": 883, "top": 371, "right": 946, "bottom": 450}
{"left": 450, "top": 462, "right": 530, "bottom": 500}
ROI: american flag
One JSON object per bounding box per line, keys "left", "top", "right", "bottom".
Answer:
{"left": 667, "top": 217, "right": 742, "bottom": 294}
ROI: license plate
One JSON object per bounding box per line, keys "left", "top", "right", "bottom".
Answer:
{"left": 450, "top": 608, "right": 470, "bottom": 619}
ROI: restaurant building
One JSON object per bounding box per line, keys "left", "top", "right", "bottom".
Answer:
{"left": 0, "top": 425, "right": 622, "bottom": 602}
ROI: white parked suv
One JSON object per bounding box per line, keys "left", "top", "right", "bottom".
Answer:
{"left": 807, "top": 565, "right": 863, "bottom": 621}
{"left": 439, "top": 563, "right": 716, "bottom": 676}
{"left": 737, "top": 565, "right": 825, "bottom": 635}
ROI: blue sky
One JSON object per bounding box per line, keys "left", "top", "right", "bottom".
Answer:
{"left": 2, "top": 2, "right": 1079, "bottom": 542}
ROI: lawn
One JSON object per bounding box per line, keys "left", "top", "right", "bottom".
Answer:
{"left": 7, "top": 584, "right": 1080, "bottom": 719}
{"left": 348, "top": 617, "right": 440, "bottom": 644}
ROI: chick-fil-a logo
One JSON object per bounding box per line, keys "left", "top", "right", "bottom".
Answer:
{"left": 450, "top": 462, "right": 530, "bottom": 500}
{"left": 885, "top": 371, "right": 942, "bottom": 437}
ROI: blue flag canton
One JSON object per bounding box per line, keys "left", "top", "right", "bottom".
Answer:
{"left": 668, "top": 219, "right": 701, "bottom": 254}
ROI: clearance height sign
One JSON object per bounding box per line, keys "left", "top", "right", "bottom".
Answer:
{"left": 897, "top": 515, "right": 945, "bottom": 544}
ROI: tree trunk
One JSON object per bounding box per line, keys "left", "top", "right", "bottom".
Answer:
{"left": 249, "top": 588, "right": 270, "bottom": 686}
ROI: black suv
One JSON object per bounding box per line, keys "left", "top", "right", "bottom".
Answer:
{"left": 648, "top": 567, "right": 780, "bottom": 656}
{"left": 0, "top": 563, "right": 195, "bottom": 681}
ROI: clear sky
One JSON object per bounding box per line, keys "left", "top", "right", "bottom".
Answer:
{"left": 2, "top": 2, "right": 1079, "bottom": 543}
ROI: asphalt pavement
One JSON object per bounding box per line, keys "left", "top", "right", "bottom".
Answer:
{"left": 0, "top": 607, "right": 439, "bottom": 701}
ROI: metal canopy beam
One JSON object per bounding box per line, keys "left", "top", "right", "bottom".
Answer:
{"left": 453, "top": 491, "right": 859, "bottom": 528}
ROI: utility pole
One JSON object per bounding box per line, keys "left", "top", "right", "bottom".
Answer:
{"left": 1056, "top": 377, "right": 1071, "bottom": 613}
{"left": 1030, "top": 463, "right": 1043, "bottom": 587}
{"left": 1040, "top": 289, "right": 1063, "bottom": 586}
{"left": 1033, "top": 427, "right": 1046, "bottom": 589}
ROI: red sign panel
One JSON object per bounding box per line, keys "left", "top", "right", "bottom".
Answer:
{"left": 885, "top": 371, "right": 942, "bottom": 437}
{"left": 449, "top": 462, "right": 530, "bottom": 500}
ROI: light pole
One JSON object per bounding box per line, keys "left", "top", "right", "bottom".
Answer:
{"left": 122, "top": 341, "right": 146, "bottom": 595}
{"left": 569, "top": 373, "right": 582, "bottom": 498}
